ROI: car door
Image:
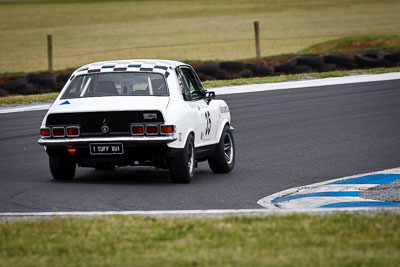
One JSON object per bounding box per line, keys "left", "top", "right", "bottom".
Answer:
{"left": 177, "top": 66, "right": 219, "bottom": 145}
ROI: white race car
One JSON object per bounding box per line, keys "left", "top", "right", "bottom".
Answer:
{"left": 38, "top": 59, "right": 235, "bottom": 183}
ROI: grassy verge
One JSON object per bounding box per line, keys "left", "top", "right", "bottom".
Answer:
{"left": 1, "top": 213, "right": 399, "bottom": 266}
{"left": 1, "top": 67, "right": 399, "bottom": 106}
{"left": 0, "top": 93, "right": 58, "bottom": 106}
{"left": 0, "top": 67, "right": 76, "bottom": 78}
{"left": 1, "top": 0, "right": 400, "bottom": 72}
{"left": 301, "top": 35, "right": 400, "bottom": 54}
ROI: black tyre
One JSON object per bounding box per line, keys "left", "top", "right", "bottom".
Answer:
{"left": 297, "top": 54, "right": 323, "bottom": 67}
{"left": 244, "top": 63, "right": 259, "bottom": 73}
{"left": 26, "top": 73, "right": 55, "bottom": 87}
{"left": 220, "top": 61, "right": 245, "bottom": 71}
{"left": 245, "top": 63, "right": 274, "bottom": 76}
{"left": 274, "top": 59, "right": 297, "bottom": 73}
{"left": 56, "top": 73, "right": 72, "bottom": 83}
{"left": 208, "top": 125, "right": 235, "bottom": 173}
{"left": 0, "top": 79, "right": 27, "bottom": 94}
{"left": 256, "top": 65, "right": 274, "bottom": 76}
{"left": 317, "top": 63, "right": 337, "bottom": 72}
{"left": 355, "top": 51, "right": 386, "bottom": 67}
{"left": 21, "top": 84, "right": 47, "bottom": 95}
{"left": 0, "top": 89, "right": 9, "bottom": 97}
{"left": 197, "top": 72, "right": 206, "bottom": 81}
{"left": 384, "top": 51, "right": 400, "bottom": 63}
{"left": 293, "top": 65, "right": 312, "bottom": 74}
{"left": 240, "top": 69, "right": 254, "bottom": 78}
{"left": 169, "top": 134, "right": 195, "bottom": 183}
{"left": 49, "top": 156, "right": 76, "bottom": 180}
{"left": 194, "top": 64, "right": 219, "bottom": 75}
{"left": 53, "top": 82, "right": 66, "bottom": 92}
{"left": 324, "top": 54, "right": 354, "bottom": 67}
{"left": 214, "top": 69, "right": 228, "bottom": 80}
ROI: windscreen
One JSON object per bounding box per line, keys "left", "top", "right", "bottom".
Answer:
{"left": 62, "top": 72, "right": 168, "bottom": 99}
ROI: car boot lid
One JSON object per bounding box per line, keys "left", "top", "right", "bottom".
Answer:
{"left": 49, "top": 96, "right": 170, "bottom": 114}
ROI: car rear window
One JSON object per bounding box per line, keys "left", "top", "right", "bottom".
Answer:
{"left": 62, "top": 72, "right": 168, "bottom": 99}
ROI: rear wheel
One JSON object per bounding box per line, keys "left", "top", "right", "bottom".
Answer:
{"left": 95, "top": 165, "right": 115, "bottom": 171}
{"left": 49, "top": 156, "right": 76, "bottom": 180}
{"left": 169, "top": 134, "right": 195, "bottom": 183}
{"left": 208, "top": 125, "right": 235, "bottom": 173}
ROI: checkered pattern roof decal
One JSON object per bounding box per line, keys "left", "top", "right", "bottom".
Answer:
{"left": 75, "top": 60, "right": 178, "bottom": 78}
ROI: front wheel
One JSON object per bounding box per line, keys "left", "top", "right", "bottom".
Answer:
{"left": 169, "top": 134, "right": 195, "bottom": 183}
{"left": 208, "top": 125, "right": 235, "bottom": 173}
{"left": 49, "top": 156, "right": 76, "bottom": 180}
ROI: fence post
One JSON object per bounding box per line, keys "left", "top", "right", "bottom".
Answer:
{"left": 47, "top": 34, "right": 53, "bottom": 71}
{"left": 253, "top": 21, "right": 261, "bottom": 58}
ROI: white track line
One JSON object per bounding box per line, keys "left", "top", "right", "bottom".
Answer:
{"left": 1, "top": 72, "right": 400, "bottom": 114}
{"left": 214, "top": 72, "right": 400, "bottom": 95}
{"left": 1, "top": 208, "right": 400, "bottom": 220}
{"left": 0, "top": 103, "right": 51, "bottom": 114}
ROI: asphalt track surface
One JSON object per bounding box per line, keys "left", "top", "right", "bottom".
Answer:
{"left": 1, "top": 80, "right": 400, "bottom": 212}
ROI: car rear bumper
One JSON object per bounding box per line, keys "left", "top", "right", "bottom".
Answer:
{"left": 38, "top": 136, "right": 177, "bottom": 146}
{"left": 40, "top": 137, "right": 181, "bottom": 168}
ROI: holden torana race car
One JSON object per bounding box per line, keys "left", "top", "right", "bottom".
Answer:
{"left": 38, "top": 59, "right": 235, "bottom": 183}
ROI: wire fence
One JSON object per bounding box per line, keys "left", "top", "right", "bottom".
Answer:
{"left": 1, "top": 30, "right": 399, "bottom": 73}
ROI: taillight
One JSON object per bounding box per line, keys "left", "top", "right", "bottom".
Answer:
{"left": 160, "top": 125, "right": 175, "bottom": 135}
{"left": 52, "top": 127, "right": 65, "bottom": 137}
{"left": 67, "top": 145, "right": 77, "bottom": 156}
{"left": 131, "top": 124, "right": 144, "bottom": 135}
{"left": 66, "top": 126, "right": 80, "bottom": 137}
{"left": 40, "top": 128, "right": 51, "bottom": 137}
{"left": 131, "top": 124, "right": 174, "bottom": 136}
{"left": 145, "top": 125, "right": 159, "bottom": 135}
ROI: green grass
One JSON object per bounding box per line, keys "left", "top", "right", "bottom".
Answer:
{"left": 0, "top": 93, "right": 58, "bottom": 106}
{"left": 1, "top": 0, "right": 400, "bottom": 72}
{"left": 1, "top": 67, "right": 400, "bottom": 106}
{"left": 1, "top": 213, "right": 400, "bottom": 266}
{"left": 0, "top": 67, "right": 76, "bottom": 78}
{"left": 301, "top": 35, "right": 400, "bottom": 54}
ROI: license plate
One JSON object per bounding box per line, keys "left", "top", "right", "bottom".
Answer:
{"left": 89, "top": 143, "right": 124, "bottom": 155}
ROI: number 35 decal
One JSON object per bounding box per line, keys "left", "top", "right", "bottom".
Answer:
{"left": 205, "top": 111, "right": 212, "bottom": 135}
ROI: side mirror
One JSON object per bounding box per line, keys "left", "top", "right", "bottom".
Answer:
{"left": 205, "top": 91, "right": 215, "bottom": 104}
